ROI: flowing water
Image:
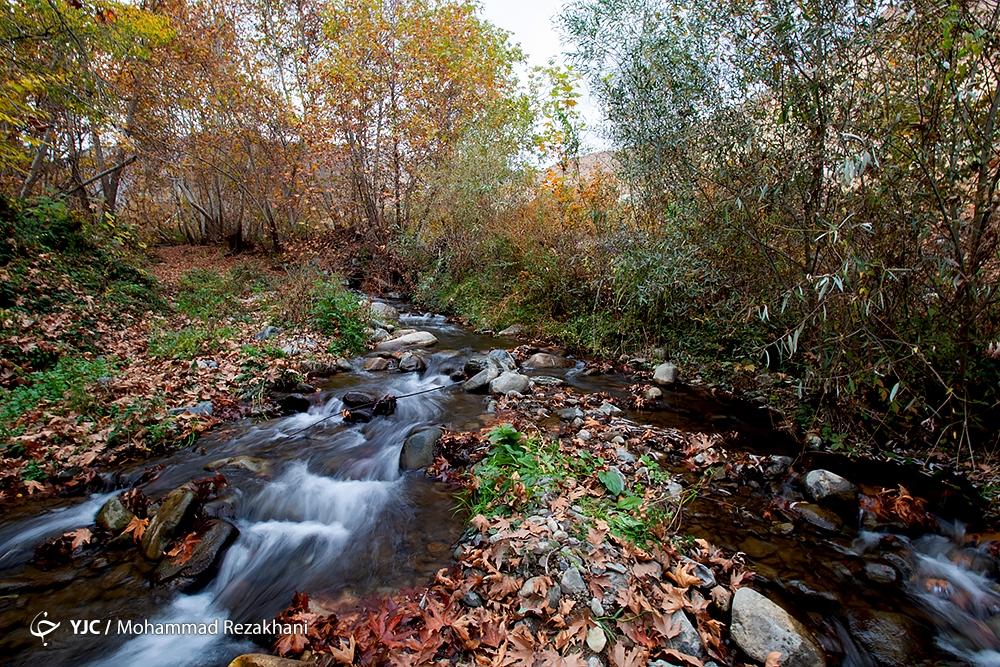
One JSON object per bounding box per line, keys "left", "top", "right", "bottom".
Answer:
{"left": 0, "top": 308, "right": 998, "bottom": 666}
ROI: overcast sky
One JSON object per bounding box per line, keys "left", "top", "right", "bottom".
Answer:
{"left": 478, "top": 0, "right": 610, "bottom": 152}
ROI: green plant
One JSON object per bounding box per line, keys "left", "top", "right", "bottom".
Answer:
{"left": 310, "top": 280, "right": 368, "bottom": 356}
{"left": 0, "top": 356, "right": 114, "bottom": 440}
{"left": 21, "top": 460, "right": 46, "bottom": 482}
{"left": 175, "top": 269, "right": 241, "bottom": 320}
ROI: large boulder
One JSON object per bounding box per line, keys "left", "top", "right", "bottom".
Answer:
{"left": 730, "top": 588, "right": 826, "bottom": 667}
{"left": 847, "top": 609, "right": 925, "bottom": 667}
{"left": 523, "top": 352, "right": 574, "bottom": 369}
{"left": 804, "top": 469, "right": 857, "bottom": 503}
{"left": 653, "top": 362, "right": 679, "bottom": 385}
{"left": 375, "top": 330, "right": 438, "bottom": 352}
{"left": 490, "top": 371, "right": 530, "bottom": 395}
{"left": 370, "top": 301, "right": 399, "bottom": 321}
{"left": 400, "top": 427, "right": 444, "bottom": 470}
{"left": 96, "top": 495, "right": 134, "bottom": 534}
{"left": 154, "top": 519, "right": 237, "bottom": 585}
{"left": 141, "top": 486, "right": 197, "bottom": 560}
{"left": 363, "top": 356, "right": 396, "bottom": 371}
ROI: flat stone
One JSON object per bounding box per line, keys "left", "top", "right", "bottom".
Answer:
{"left": 560, "top": 567, "right": 587, "bottom": 595}
{"left": 363, "top": 356, "right": 395, "bottom": 371}
{"left": 498, "top": 324, "right": 528, "bottom": 336}
{"left": 463, "top": 365, "right": 500, "bottom": 393}
{"left": 863, "top": 561, "right": 897, "bottom": 584}
{"left": 168, "top": 400, "right": 213, "bottom": 416}
{"left": 557, "top": 406, "right": 584, "bottom": 421}
{"left": 154, "top": 519, "right": 237, "bottom": 584}
{"left": 666, "top": 610, "right": 705, "bottom": 658}
{"left": 374, "top": 330, "right": 438, "bottom": 352}
{"left": 793, "top": 502, "right": 843, "bottom": 532}
{"left": 228, "top": 655, "right": 307, "bottom": 667}
{"left": 205, "top": 456, "right": 270, "bottom": 476}
{"left": 730, "top": 588, "right": 826, "bottom": 667}
{"left": 254, "top": 326, "right": 281, "bottom": 341}
{"left": 523, "top": 352, "right": 573, "bottom": 369}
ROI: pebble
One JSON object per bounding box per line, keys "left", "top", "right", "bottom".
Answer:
{"left": 606, "top": 562, "right": 628, "bottom": 574}
{"left": 577, "top": 429, "right": 592, "bottom": 441}
{"left": 560, "top": 567, "right": 587, "bottom": 595}
{"left": 590, "top": 598, "right": 605, "bottom": 616}
{"left": 586, "top": 626, "right": 607, "bottom": 653}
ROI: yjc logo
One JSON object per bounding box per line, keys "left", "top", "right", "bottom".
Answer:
{"left": 29, "top": 611, "right": 60, "bottom": 646}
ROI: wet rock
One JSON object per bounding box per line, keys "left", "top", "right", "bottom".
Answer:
{"left": 254, "top": 325, "right": 281, "bottom": 341}
{"left": 228, "top": 655, "right": 307, "bottom": 667}
{"left": 370, "top": 301, "right": 399, "bottom": 321}
{"left": 363, "top": 356, "right": 395, "bottom": 371}
{"left": 205, "top": 456, "right": 270, "bottom": 476}
{"left": 488, "top": 349, "right": 518, "bottom": 371}
{"left": 463, "top": 356, "right": 488, "bottom": 377}
{"left": 597, "top": 402, "right": 623, "bottom": 417}
{"left": 765, "top": 455, "right": 794, "bottom": 477}
{"left": 276, "top": 393, "right": 310, "bottom": 414}
{"left": 681, "top": 556, "right": 717, "bottom": 588}
{"left": 400, "top": 427, "right": 443, "bottom": 470}
{"left": 141, "top": 486, "right": 196, "bottom": 560}
{"left": 498, "top": 324, "right": 528, "bottom": 336}
{"left": 96, "top": 495, "right": 134, "bottom": 534}
{"left": 463, "top": 365, "right": 500, "bottom": 393}
{"left": 558, "top": 406, "right": 584, "bottom": 421}
{"left": 730, "top": 588, "right": 826, "bottom": 667}
{"left": 793, "top": 502, "right": 843, "bottom": 532}
{"left": 523, "top": 352, "right": 573, "bottom": 369}
{"left": 300, "top": 359, "right": 338, "bottom": 375}
{"left": 847, "top": 609, "right": 924, "bottom": 667}
{"left": 168, "top": 401, "right": 213, "bottom": 416}
{"left": 586, "top": 626, "right": 607, "bottom": 653}
{"left": 560, "top": 567, "right": 587, "bottom": 595}
{"left": 863, "top": 561, "right": 898, "bottom": 584}
{"left": 461, "top": 590, "right": 483, "bottom": 608}
{"left": 154, "top": 519, "right": 237, "bottom": 585}
{"left": 371, "top": 328, "right": 391, "bottom": 343}
{"left": 653, "top": 362, "right": 679, "bottom": 385}
{"left": 375, "top": 330, "right": 438, "bottom": 352}
{"left": 666, "top": 610, "right": 705, "bottom": 658}
{"left": 342, "top": 391, "right": 376, "bottom": 407}
{"left": 335, "top": 358, "right": 353, "bottom": 372}
{"left": 344, "top": 408, "right": 373, "bottom": 423}
{"left": 490, "top": 371, "right": 530, "bottom": 395}
{"left": 398, "top": 351, "right": 426, "bottom": 373}
{"left": 643, "top": 386, "right": 663, "bottom": 401}
{"left": 533, "top": 375, "right": 565, "bottom": 386}
{"left": 804, "top": 469, "right": 857, "bottom": 503}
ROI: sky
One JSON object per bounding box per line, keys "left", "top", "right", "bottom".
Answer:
{"left": 478, "top": 0, "right": 610, "bottom": 153}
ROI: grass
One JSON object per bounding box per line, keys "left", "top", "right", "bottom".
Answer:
{"left": 466, "top": 424, "right": 682, "bottom": 547}
{"left": 309, "top": 279, "right": 369, "bottom": 357}
{"left": 0, "top": 356, "right": 115, "bottom": 442}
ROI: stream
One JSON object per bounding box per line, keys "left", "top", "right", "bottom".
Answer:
{"left": 0, "top": 307, "right": 998, "bottom": 666}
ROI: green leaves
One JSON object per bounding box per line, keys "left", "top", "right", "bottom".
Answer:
{"left": 597, "top": 467, "right": 625, "bottom": 496}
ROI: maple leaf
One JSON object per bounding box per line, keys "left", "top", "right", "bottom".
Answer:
{"left": 274, "top": 631, "right": 309, "bottom": 656}
{"left": 765, "top": 652, "right": 783, "bottom": 667}
{"left": 165, "top": 531, "right": 201, "bottom": 565}
{"left": 24, "top": 480, "right": 45, "bottom": 495}
{"left": 667, "top": 562, "right": 702, "bottom": 589}
{"left": 609, "top": 642, "right": 647, "bottom": 667}
{"left": 122, "top": 516, "right": 149, "bottom": 542}
{"left": 68, "top": 527, "right": 92, "bottom": 551}
{"left": 502, "top": 624, "right": 536, "bottom": 667}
